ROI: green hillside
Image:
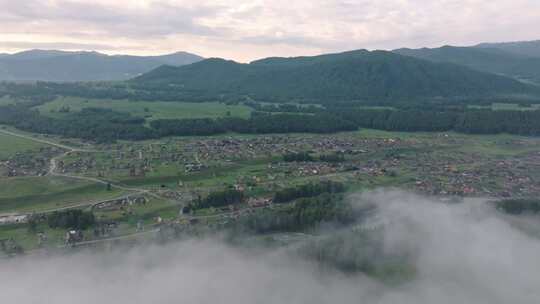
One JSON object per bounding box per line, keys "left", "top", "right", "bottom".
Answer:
{"left": 134, "top": 50, "right": 535, "bottom": 103}
{"left": 394, "top": 46, "right": 540, "bottom": 85}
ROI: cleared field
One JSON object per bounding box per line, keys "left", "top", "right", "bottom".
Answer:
{"left": 35, "top": 97, "right": 252, "bottom": 120}
{"left": 0, "top": 96, "right": 15, "bottom": 106}
{"left": 355, "top": 129, "right": 540, "bottom": 155}
{"left": 0, "top": 223, "right": 67, "bottom": 250}
{"left": 0, "top": 176, "right": 126, "bottom": 213}
{"left": 0, "top": 131, "right": 47, "bottom": 159}
{"left": 95, "top": 197, "right": 180, "bottom": 225}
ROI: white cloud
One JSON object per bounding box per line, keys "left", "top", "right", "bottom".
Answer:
{"left": 0, "top": 0, "right": 539, "bottom": 61}
{"left": 2, "top": 191, "right": 540, "bottom": 303}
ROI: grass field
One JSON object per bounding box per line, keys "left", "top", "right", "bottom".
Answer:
{"left": 0, "top": 223, "right": 68, "bottom": 251}
{"left": 0, "top": 176, "right": 127, "bottom": 213}
{"left": 95, "top": 197, "right": 180, "bottom": 225}
{"left": 0, "top": 132, "right": 47, "bottom": 160}
{"left": 354, "top": 129, "right": 540, "bottom": 157}
{"left": 35, "top": 97, "right": 252, "bottom": 120}
{"left": 0, "top": 96, "right": 15, "bottom": 106}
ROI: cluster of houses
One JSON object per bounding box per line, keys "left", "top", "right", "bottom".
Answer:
{"left": 401, "top": 146, "right": 540, "bottom": 197}
{"left": 92, "top": 195, "right": 148, "bottom": 211}
{"left": 0, "top": 214, "right": 28, "bottom": 225}
{"left": 0, "top": 147, "right": 59, "bottom": 177}
{"left": 55, "top": 134, "right": 416, "bottom": 183}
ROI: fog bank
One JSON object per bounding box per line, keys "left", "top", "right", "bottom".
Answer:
{"left": 2, "top": 191, "right": 539, "bottom": 303}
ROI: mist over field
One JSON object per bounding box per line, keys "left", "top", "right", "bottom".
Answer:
{"left": 2, "top": 191, "right": 539, "bottom": 304}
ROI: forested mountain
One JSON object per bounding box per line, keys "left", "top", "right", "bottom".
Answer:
{"left": 394, "top": 45, "right": 540, "bottom": 85}
{"left": 134, "top": 50, "right": 535, "bottom": 102}
{"left": 475, "top": 40, "right": 540, "bottom": 58}
{"left": 0, "top": 50, "right": 203, "bottom": 82}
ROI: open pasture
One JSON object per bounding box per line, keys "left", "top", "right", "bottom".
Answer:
{"left": 0, "top": 96, "right": 15, "bottom": 106}
{"left": 35, "top": 97, "right": 252, "bottom": 120}
{"left": 0, "top": 131, "right": 47, "bottom": 160}
{"left": 0, "top": 176, "right": 126, "bottom": 213}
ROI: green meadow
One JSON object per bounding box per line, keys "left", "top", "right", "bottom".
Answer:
{"left": 0, "top": 131, "right": 47, "bottom": 160}
{"left": 35, "top": 97, "right": 252, "bottom": 120}
{"left": 0, "top": 176, "right": 126, "bottom": 213}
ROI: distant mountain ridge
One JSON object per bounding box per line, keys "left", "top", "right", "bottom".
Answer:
{"left": 394, "top": 41, "right": 540, "bottom": 85}
{"left": 474, "top": 40, "right": 540, "bottom": 58}
{"left": 0, "top": 50, "right": 203, "bottom": 82}
{"left": 134, "top": 49, "right": 536, "bottom": 102}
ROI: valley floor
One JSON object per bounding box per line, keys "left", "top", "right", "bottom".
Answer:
{"left": 1, "top": 126, "right": 540, "bottom": 253}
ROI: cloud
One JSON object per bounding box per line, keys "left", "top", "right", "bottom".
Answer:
{"left": 354, "top": 191, "right": 540, "bottom": 303}
{"left": 0, "top": 41, "right": 129, "bottom": 51}
{"left": 2, "top": 190, "right": 540, "bottom": 303}
{"left": 0, "top": 0, "right": 224, "bottom": 37}
{"left": 0, "top": 0, "right": 539, "bottom": 61}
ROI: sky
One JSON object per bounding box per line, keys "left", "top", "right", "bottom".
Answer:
{"left": 1, "top": 0, "right": 540, "bottom": 62}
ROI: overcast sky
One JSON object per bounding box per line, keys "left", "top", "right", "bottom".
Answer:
{"left": 1, "top": 0, "right": 539, "bottom": 62}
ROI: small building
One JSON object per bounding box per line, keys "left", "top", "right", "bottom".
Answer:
{"left": 65, "top": 230, "right": 83, "bottom": 245}
{"left": 247, "top": 197, "right": 272, "bottom": 208}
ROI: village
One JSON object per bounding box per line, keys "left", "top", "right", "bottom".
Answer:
{"left": 0, "top": 146, "right": 62, "bottom": 177}
{"left": 2, "top": 130, "right": 540, "bottom": 255}
{"left": 37, "top": 132, "right": 540, "bottom": 199}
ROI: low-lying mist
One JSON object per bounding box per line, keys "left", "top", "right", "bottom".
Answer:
{"left": 2, "top": 190, "right": 539, "bottom": 303}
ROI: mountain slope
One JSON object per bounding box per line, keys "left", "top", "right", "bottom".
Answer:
{"left": 4, "top": 50, "right": 77, "bottom": 60}
{"left": 394, "top": 45, "right": 540, "bottom": 85}
{"left": 0, "top": 50, "right": 203, "bottom": 82}
{"left": 475, "top": 40, "right": 540, "bottom": 58}
{"left": 134, "top": 50, "right": 535, "bottom": 102}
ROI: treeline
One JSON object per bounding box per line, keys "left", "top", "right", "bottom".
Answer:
{"left": 455, "top": 111, "right": 540, "bottom": 135}
{"left": 327, "top": 107, "right": 540, "bottom": 136}
{"left": 0, "top": 106, "right": 154, "bottom": 143}
{"left": 283, "top": 152, "right": 314, "bottom": 162}
{"left": 328, "top": 108, "right": 458, "bottom": 132}
{"left": 150, "top": 113, "right": 357, "bottom": 137}
{"left": 320, "top": 153, "right": 346, "bottom": 163}
{"left": 238, "top": 193, "right": 353, "bottom": 233}
{"left": 4, "top": 80, "right": 540, "bottom": 140}
{"left": 244, "top": 102, "right": 321, "bottom": 113}
{"left": 296, "top": 228, "right": 416, "bottom": 278}
{"left": 0, "top": 103, "right": 357, "bottom": 143}
{"left": 150, "top": 118, "right": 225, "bottom": 136}
{"left": 4, "top": 103, "right": 540, "bottom": 142}
{"left": 1, "top": 81, "right": 239, "bottom": 103}
{"left": 47, "top": 209, "right": 96, "bottom": 230}
{"left": 192, "top": 189, "right": 245, "bottom": 210}
{"left": 0, "top": 82, "right": 58, "bottom": 103}
{"left": 494, "top": 199, "right": 540, "bottom": 215}
{"left": 283, "top": 152, "right": 345, "bottom": 163}
{"left": 273, "top": 181, "right": 346, "bottom": 204}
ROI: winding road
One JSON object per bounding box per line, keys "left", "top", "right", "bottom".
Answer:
{"left": 0, "top": 128, "right": 85, "bottom": 151}
{"left": 0, "top": 128, "right": 163, "bottom": 217}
